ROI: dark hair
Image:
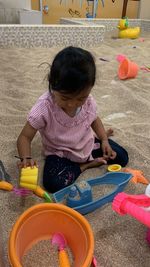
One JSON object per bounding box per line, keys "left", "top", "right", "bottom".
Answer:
{"left": 48, "top": 46, "right": 96, "bottom": 95}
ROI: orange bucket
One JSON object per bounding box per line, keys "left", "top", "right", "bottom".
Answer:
{"left": 118, "top": 58, "right": 139, "bottom": 80}
{"left": 8, "top": 203, "right": 94, "bottom": 267}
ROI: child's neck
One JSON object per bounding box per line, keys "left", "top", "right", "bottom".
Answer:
{"left": 62, "top": 107, "right": 81, "bottom": 117}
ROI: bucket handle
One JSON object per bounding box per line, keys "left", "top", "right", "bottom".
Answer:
{"left": 91, "top": 256, "right": 98, "bottom": 266}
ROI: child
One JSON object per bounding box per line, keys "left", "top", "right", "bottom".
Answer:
{"left": 17, "top": 46, "right": 128, "bottom": 193}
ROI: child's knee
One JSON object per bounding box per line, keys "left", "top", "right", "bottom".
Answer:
{"left": 43, "top": 172, "right": 75, "bottom": 193}
{"left": 43, "top": 175, "right": 59, "bottom": 193}
{"left": 117, "top": 147, "right": 129, "bottom": 167}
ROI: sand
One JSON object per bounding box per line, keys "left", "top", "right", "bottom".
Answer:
{"left": 0, "top": 32, "right": 150, "bottom": 266}
{"left": 22, "top": 239, "right": 74, "bottom": 267}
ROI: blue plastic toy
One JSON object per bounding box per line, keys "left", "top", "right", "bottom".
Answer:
{"left": 53, "top": 172, "right": 132, "bottom": 214}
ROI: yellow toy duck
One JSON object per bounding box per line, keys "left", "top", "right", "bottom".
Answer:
{"left": 118, "top": 17, "right": 140, "bottom": 39}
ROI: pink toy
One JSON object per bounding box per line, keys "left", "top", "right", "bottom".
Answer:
{"left": 118, "top": 58, "right": 139, "bottom": 80}
{"left": 13, "top": 187, "right": 31, "bottom": 196}
{"left": 140, "top": 66, "right": 150, "bottom": 72}
{"left": 112, "top": 192, "right": 150, "bottom": 228}
{"left": 51, "top": 233, "right": 71, "bottom": 267}
{"left": 146, "top": 229, "right": 150, "bottom": 245}
{"left": 91, "top": 256, "right": 98, "bottom": 266}
{"left": 116, "top": 54, "right": 126, "bottom": 63}
{"left": 51, "top": 233, "right": 98, "bottom": 267}
{"left": 116, "top": 55, "right": 150, "bottom": 78}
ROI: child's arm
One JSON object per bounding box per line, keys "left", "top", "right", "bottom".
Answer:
{"left": 91, "top": 117, "right": 116, "bottom": 160}
{"left": 17, "top": 121, "right": 37, "bottom": 167}
{"left": 91, "top": 116, "right": 108, "bottom": 141}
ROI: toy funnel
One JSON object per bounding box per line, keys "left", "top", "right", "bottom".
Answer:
{"left": 118, "top": 58, "right": 139, "bottom": 80}
{"left": 9, "top": 203, "right": 94, "bottom": 267}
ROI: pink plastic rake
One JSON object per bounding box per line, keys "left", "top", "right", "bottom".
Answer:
{"left": 13, "top": 187, "right": 32, "bottom": 196}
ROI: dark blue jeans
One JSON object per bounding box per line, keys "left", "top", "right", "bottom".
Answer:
{"left": 43, "top": 138, "right": 129, "bottom": 193}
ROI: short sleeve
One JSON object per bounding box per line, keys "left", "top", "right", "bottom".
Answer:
{"left": 89, "top": 95, "right": 97, "bottom": 122}
{"left": 27, "top": 100, "right": 47, "bottom": 130}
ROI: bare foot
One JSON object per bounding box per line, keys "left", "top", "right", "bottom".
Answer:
{"left": 79, "top": 128, "right": 114, "bottom": 173}
{"left": 80, "top": 158, "right": 107, "bottom": 172}
{"left": 106, "top": 128, "right": 114, "bottom": 137}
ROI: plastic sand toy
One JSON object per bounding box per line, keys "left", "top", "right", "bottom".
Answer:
{"left": 53, "top": 172, "right": 132, "bottom": 214}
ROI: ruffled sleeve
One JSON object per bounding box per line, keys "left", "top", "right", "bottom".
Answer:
{"left": 87, "top": 94, "right": 97, "bottom": 122}
{"left": 27, "top": 99, "right": 48, "bottom": 130}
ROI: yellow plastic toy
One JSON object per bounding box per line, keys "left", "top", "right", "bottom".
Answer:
{"left": 19, "top": 166, "right": 53, "bottom": 202}
{"left": 108, "top": 164, "right": 122, "bottom": 172}
{"left": 20, "top": 166, "right": 38, "bottom": 190}
{"left": 118, "top": 17, "right": 140, "bottom": 39}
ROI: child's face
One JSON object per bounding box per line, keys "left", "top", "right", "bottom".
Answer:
{"left": 52, "top": 87, "right": 92, "bottom": 113}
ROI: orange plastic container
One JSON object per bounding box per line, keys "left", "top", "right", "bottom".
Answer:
{"left": 118, "top": 58, "right": 139, "bottom": 80}
{"left": 9, "top": 203, "right": 94, "bottom": 267}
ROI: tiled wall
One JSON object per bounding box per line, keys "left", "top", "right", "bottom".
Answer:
{"left": 60, "top": 18, "right": 145, "bottom": 31}
{"left": 0, "top": 25, "right": 105, "bottom": 48}
{"left": 141, "top": 20, "right": 150, "bottom": 31}
{"left": 0, "top": 19, "right": 149, "bottom": 48}
{"left": 61, "top": 18, "right": 150, "bottom": 34}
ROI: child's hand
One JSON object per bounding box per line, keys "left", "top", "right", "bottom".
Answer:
{"left": 94, "top": 157, "right": 107, "bottom": 165}
{"left": 101, "top": 140, "right": 117, "bottom": 160}
{"left": 17, "top": 157, "right": 38, "bottom": 169}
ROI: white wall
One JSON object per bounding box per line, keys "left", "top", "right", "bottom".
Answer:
{"left": 19, "top": 10, "right": 42, "bottom": 24}
{"left": 138, "top": 0, "right": 150, "bottom": 19}
{"left": 0, "top": 0, "right": 31, "bottom": 9}
{"left": 0, "top": 0, "right": 32, "bottom": 23}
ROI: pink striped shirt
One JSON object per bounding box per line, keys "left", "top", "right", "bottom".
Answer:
{"left": 28, "top": 91, "right": 97, "bottom": 163}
